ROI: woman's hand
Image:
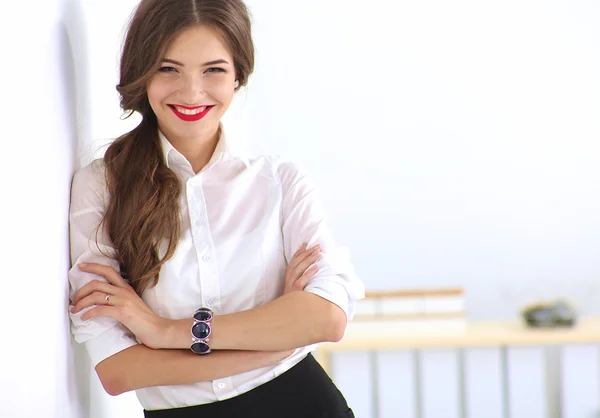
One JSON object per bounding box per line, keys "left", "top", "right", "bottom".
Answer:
{"left": 284, "top": 243, "right": 321, "bottom": 294}
{"left": 70, "top": 263, "right": 168, "bottom": 349}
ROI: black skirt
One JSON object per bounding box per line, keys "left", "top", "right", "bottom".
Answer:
{"left": 144, "top": 354, "right": 354, "bottom": 418}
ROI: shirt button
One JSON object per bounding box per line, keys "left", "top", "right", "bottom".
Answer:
{"left": 206, "top": 298, "right": 214, "bottom": 307}
{"left": 217, "top": 382, "right": 226, "bottom": 389}
{"left": 202, "top": 254, "right": 211, "bottom": 262}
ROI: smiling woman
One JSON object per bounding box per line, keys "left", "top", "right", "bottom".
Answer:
{"left": 67, "top": 0, "right": 363, "bottom": 417}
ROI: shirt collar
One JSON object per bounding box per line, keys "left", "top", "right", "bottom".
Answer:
{"left": 158, "top": 123, "right": 250, "bottom": 171}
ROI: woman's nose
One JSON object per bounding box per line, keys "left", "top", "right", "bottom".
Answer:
{"left": 179, "top": 75, "right": 206, "bottom": 102}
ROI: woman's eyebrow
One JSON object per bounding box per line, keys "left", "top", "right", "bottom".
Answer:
{"left": 162, "top": 58, "right": 231, "bottom": 67}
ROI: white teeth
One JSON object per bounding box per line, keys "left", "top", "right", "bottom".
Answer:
{"left": 175, "top": 106, "right": 206, "bottom": 115}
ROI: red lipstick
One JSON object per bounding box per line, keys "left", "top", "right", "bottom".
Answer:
{"left": 169, "top": 105, "right": 214, "bottom": 122}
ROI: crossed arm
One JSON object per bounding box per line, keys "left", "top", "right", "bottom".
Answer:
{"left": 70, "top": 244, "right": 347, "bottom": 396}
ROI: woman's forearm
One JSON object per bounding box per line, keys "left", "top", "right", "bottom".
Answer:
{"left": 162, "top": 292, "right": 347, "bottom": 351}
{"left": 96, "top": 344, "right": 291, "bottom": 396}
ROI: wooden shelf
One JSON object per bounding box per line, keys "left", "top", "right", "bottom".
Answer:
{"left": 365, "top": 287, "right": 464, "bottom": 298}
{"left": 324, "top": 317, "right": 600, "bottom": 350}
{"left": 315, "top": 317, "right": 600, "bottom": 373}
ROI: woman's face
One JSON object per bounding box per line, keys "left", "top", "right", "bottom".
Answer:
{"left": 147, "top": 25, "right": 237, "bottom": 143}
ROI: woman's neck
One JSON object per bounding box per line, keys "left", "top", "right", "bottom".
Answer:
{"left": 162, "top": 124, "right": 221, "bottom": 174}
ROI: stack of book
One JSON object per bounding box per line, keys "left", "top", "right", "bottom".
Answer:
{"left": 351, "top": 287, "right": 467, "bottom": 332}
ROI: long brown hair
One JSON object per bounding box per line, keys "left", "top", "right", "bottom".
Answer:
{"left": 101, "top": 0, "right": 254, "bottom": 295}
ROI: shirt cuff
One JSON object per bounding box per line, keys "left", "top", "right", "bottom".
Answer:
{"left": 304, "top": 278, "right": 351, "bottom": 319}
{"left": 84, "top": 324, "right": 139, "bottom": 368}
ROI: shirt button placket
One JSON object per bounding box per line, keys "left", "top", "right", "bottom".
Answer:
{"left": 192, "top": 177, "right": 221, "bottom": 313}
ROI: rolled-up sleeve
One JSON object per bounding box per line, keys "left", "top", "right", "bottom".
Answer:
{"left": 276, "top": 158, "right": 365, "bottom": 320}
{"left": 69, "top": 160, "right": 138, "bottom": 367}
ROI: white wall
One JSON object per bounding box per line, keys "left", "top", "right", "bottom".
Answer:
{"left": 0, "top": 0, "right": 85, "bottom": 417}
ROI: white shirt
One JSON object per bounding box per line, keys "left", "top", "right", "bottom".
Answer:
{"left": 68, "top": 126, "right": 365, "bottom": 410}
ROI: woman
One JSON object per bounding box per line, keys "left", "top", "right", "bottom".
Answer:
{"left": 68, "top": 0, "right": 364, "bottom": 417}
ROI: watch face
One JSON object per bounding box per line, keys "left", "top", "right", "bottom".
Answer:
{"left": 192, "top": 321, "right": 211, "bottom": 339}
{"left": 194, "top": 309, "right": 213, "bottom": 322}
{"left": 191, "top": 341, "right": 211, "bottom": 354}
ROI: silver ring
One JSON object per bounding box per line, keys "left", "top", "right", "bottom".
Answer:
{"left": 105, "top": 294, "right": 110, "bottom": 304}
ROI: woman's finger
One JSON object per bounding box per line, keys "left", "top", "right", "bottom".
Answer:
{"left": 291, "top": 243, "right": 307, "bottom": 260}
{"left": 289, "top": 250, "right": 321, "bottom": 279}
{"left": 287, "top": 243, "right": 309, "bottom": 270}
{"left": 72, "top": 291, "right": 119, "bottom": 314}
{"left": 77, "top": 263, "right": 131, "bottom": 289}
{"left": 72, "top": 279, "right": 119, "bottom": 306}
{"left": 288, "top": 244, "right": 320, "bottom": 272}
{"left": 293, "top": 265, "right": 319, "bottom": 291}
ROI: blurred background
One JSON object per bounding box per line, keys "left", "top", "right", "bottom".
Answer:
{"left": 0, "top": 0, "right": 599, "bottom": 417}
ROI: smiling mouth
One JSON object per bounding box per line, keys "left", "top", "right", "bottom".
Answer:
{"left": 168, "top": 104, "right": 214, "bottom": 122}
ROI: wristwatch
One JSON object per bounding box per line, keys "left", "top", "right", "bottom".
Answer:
{"left": 191, "top": 307, "right": 213, "bottom": 354}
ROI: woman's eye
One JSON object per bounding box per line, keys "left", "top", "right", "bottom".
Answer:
{"left": 159, "top": 66, "right": 177, "bottom": 73}
{"left": 206, "top": 67, "right": 225, "bottom": 73}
